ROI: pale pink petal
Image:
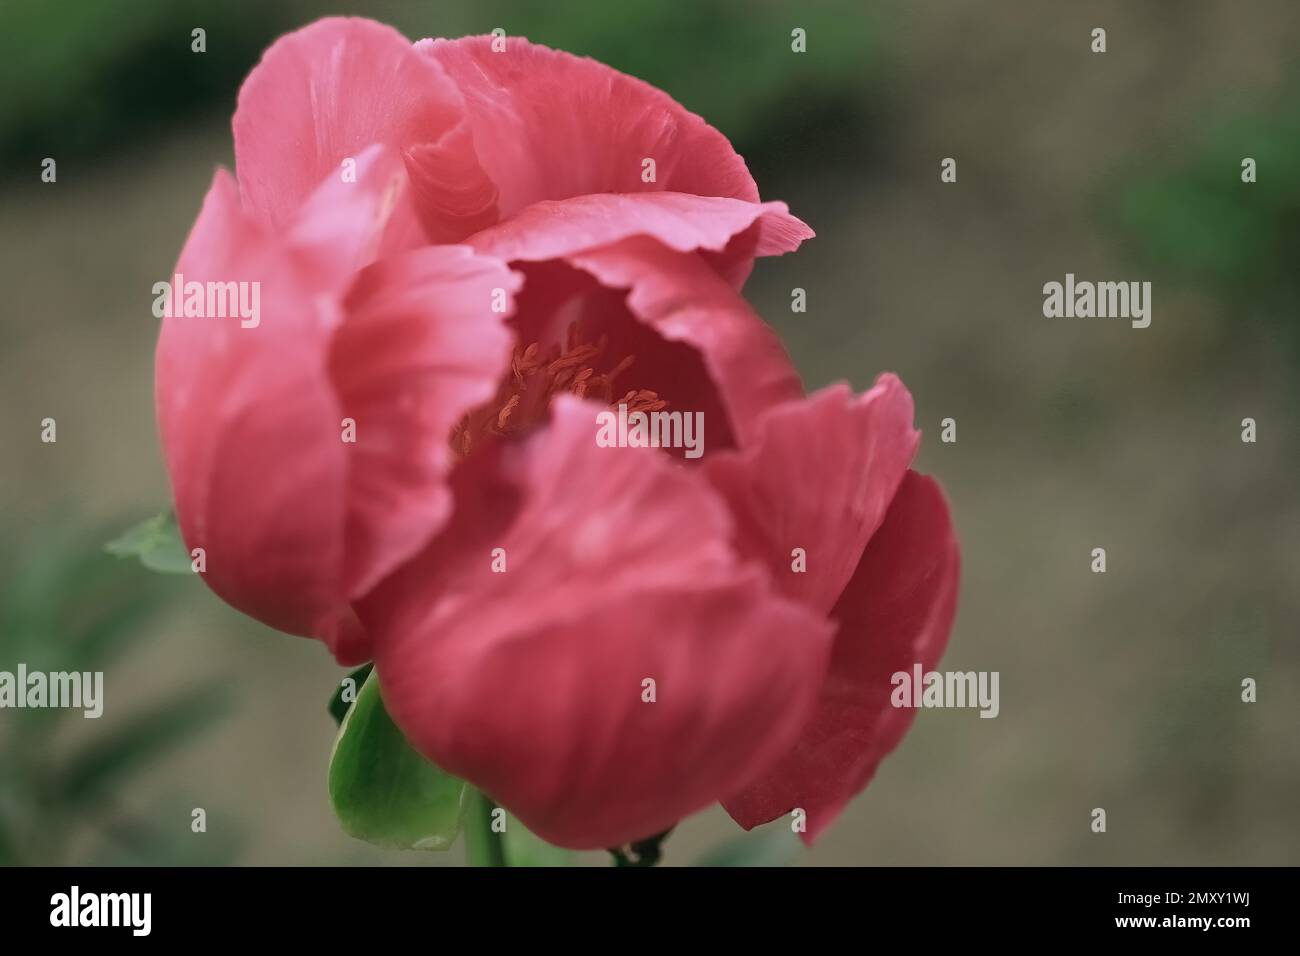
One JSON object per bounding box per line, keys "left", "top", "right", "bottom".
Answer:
{"left": 360, "top": 397, "right": 834, "bottom": 849}
{"left": 233, "top": 17, "right": 465, "bottom": 233}
{"left": 286, "top": 143, "right": 417, "bottom": 282}
{"left": 704, "top": 377, "right": 920, "bottom": 615}
{"left": 723, "top": 471, "right": 961, "bottom": 842}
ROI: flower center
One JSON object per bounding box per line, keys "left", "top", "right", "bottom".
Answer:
{"left": 451, "top": 322, "right": 666, "bottom": 460}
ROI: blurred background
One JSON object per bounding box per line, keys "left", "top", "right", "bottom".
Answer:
{"left": 1, "top": 0, "right": 1297, "bottom": 865}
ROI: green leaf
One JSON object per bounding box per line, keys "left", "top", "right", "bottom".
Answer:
{"left": 328, "top": 672, "right": 468, "bottom": 850}
{"left": 104, "top": 512, "right": 193, "bottom": 574}
{"left": 694, "top": 826, "right": 803, "bottom": 867}
{"left": 328, "top": 663, "right": 373, "bottom": 725}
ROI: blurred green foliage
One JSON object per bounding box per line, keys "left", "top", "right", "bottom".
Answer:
{"left": 0, "top": 0, "right": 292, "bottom": 171}
{"left": 0, "top": 522, "right": 233, "bottom": 865}
{"left": 1111, "top": 93, "right": 1300, "bottom": 355}
{"left": 0, "top": 0, "right": 882, "bottom": 183}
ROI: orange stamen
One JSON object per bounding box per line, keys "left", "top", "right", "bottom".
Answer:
{"left": 451, "top": 322, "right": 666, "bottom": 459}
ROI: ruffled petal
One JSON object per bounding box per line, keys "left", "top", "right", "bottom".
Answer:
{"left": 233, "top": 17, "right": 466, "bottom": 233}
{"left": 701, "top": 206, "right": 819, "bottom": 287}
{"left": 465, "top": 192, "right": 810, "bottom": 284}
{"left": 287, "top": 143, "right": 418, "bottom": 280}
{"left": 704, "top": 377, "right": 920, "bottom": 615}
{"left": 156, "top": 163, "right": 515, "bottom": 664}
{"left": 360, "top": 397, "right": 834, "bottom": 849}
{"left": 723, "top": 471, "right": 960, "bottom": 842}
{"left": 331, "top": 246, "right": 518, "bottom": 598}
{"left": 418, "top": 36, "right": 761, "bottom": 219}
{"left": 566, "top": 236, "right": 805, "bottom": 449}
{"left": 403, "top": 125, "right": 500, "bottom": 244}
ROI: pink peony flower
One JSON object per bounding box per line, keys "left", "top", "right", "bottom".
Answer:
{"left": 155, "top": 17, "right": 959, "bottom": 850}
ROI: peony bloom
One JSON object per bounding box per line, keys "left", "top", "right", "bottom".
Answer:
{"left": 155, "top": 17, "right": 959, "bottom": 850}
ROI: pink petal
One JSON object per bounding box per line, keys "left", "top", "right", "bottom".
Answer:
{"left": 155, "top": 170, "right": 352, "bottom": 657}
{"left": 466, "top": 192, "right": 811, "bottom": 287}
{"left": 702, "top": 207, "right": 820, "bottom": 287}
{"left": 566, "top": 237, "right": 805, "bottom": 448}
{"left": 418, "top": 36, "right": 761, "bottom": 218}
{"left": 704, "top": 377, "right": 920, "bottom": 615}
{"left": 500, "top": 261, "right": 746, "bottom": 453}
{"left": 723, "top": 471, "right": 961, "bottom": 842}
{"left": 157, "top": 165, "right": 514, "bottom": 665}
{"left": 233, "top": 17, "right": 466, "bottom": 233}
{"left": 287, "top": 143, "right": 417, "bottom": 281}
{"left": 330, "top": 246, "right": 518, "bottom": 599}
{"left": 467, "top": 191, "right": 806, "bottom": 264}
{"left": 359, "top": 397, "right": 834, "bottom": 849}
{"left": 403, "top": 125, "right": 500, "bottom": 244}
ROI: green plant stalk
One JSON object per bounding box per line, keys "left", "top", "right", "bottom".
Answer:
{"left": 464, "top": 791, "right": 507, "bottom": 867}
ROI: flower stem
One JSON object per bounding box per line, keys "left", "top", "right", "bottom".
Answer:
{"left": 465, "top": 790, "right": 507, "bottom": 867}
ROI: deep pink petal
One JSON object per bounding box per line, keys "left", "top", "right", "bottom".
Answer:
{"left": 157, "top": 165, "right": 514, "bottom": 664}
{"left": 723, "top": 471, "right": 960, "bottom": 842}
{"left": 418, "top": 36, "right": 761, "bottom": 218}
{"left": 496, "top": 261, "right": 743, "bottom": 453}
{"left": 565, "top": 236, "right": 805, "bottom": 449}
{"left": 233, "top": 17, "right": 466, "bottom": 233}
{"left": 331, "top": 246, "right": 518, "bottom": 598}
{"left": 704, "top": 377, "right": 920, "bottom": 615}
{"left": 155, "top": 170, "right": 353, "bottom": 657}
{"left": 360, "top": 397, "right": 834, "bottom": 849}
